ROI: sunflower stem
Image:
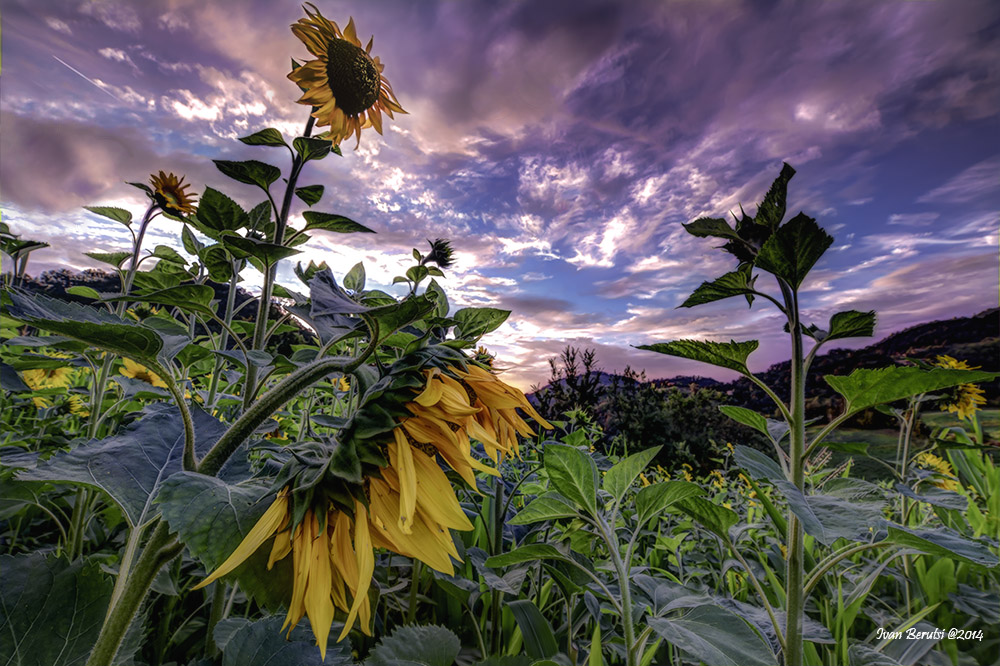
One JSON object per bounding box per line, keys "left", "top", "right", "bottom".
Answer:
{"left": 242, "top": 116, "right": 315, "bottom": 411}
{"left": 205, "top": 265, "right": 240, "bottom": 409}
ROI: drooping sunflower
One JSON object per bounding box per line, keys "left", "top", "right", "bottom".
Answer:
{"left": 288, "top": 3, "right": 406, "bottom": 148}
{"left": 914, "top": 451, "right": 960, "bottom": 491}
{"left": 120, "top": 358, "right": 168, "bottom": 389}
{"left": 932, "top": 355, "right": 988, "bottom": 421}
{"left": 149, "top": 171, "right": 197, "bottom": 217}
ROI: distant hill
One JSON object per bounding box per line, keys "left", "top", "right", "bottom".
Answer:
{"left": 531, "top": 308, "right": 999, "bottom": 418}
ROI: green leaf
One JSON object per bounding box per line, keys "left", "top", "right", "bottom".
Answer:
{"left": 203, "top": 244, "right": 235, "bottom": 282}
{"left": 367, "top": 624, "right": 461, "bottom": 666}
{"left": 5, "top": 289, "right": 169, "bottom": 363}
{"left": 674, "top": 496, "right": 739, "bottom": 540}
{"left": 0, "top": 553, "right": 113, "bottom": 666}
{"left": 636, "top": 339, "right": 758, "bottom": 376}
{"left": 508, "top": 600, "right": 559, "bottom": 659}
{"left": 485, "top": 545, "right": 569, "bottom": 568}
{"left": 220, "top": 615, "right": 352, "bottom": 666}
{"left": 149, "top": 244, "right": 186, "bottom": 265}
{"left": 237, "top": 128, "right": 288, "bottom": 148}
{"left": 733, "top": 445, "right": 785, "bottom": 482}
{"left": 754, "top": 213, "right": 832, "bottom": 289}
{"left": 634, "top": 481, "right": 704, "bottom": 527}
{"left": 683, "top": 217, "right": 740, "bottom": 240}
{"left": 720, "top": 406, "right": 769, "bottom": 437}
{"left": 886, "top": 525, "right": 998, "bottom": 567}
{"left": 343, "top": 262, "right": 366, "bottom": 292}
{"left": 19, "top": 404, "right": 225, "bottom": 527}
{"left": 825, "top": 366, "right": 998, "bottom": 416}
{"left": 753, "top": 162, "right": 796, "bottom": 230}
{"left": 544, "top": 444, "right": 598, "bottom": 516}
{"left": 301, "top": 211, "right": 375, "bottom": 234}
{"left": 158, "top": 473, "right": 294, "bottom": 609}
{"left": 776, "top": 479, "right": 886, "bottom": 546}
{"left": 681, "top": 265, "right": 757, "bottom": 308}
{"left": 453, "top": 307, "right": 511, "bottom": 342}
{"left": 292, "top": 136, "right": 332, "bottom": 163}
{"left": 894, "top": 483, "right": 967, "bottom": 511}
{"left": 824, "top": 310, "right": 877, "bottom": 342}
{"left": 647, "top": 605, "right": 779, "bottom": 666}
{"left": 65, "top": 286, "right": 101, "bottom": 300}
{"left": 222, "top": 235, "right": 300, "bottom": 265}
{"left": 182, "top": 224, "right": 204, "bottom": 255}
{"left": 85, "top": 250, "right": 131, "bottom": 269}
{"left": 847, "top": 644, "right": 903, "bottom": 666}
{"left": 195, "top": 187, "right": 249, "bottom": 233}
{"left": 363, "top": 297, "right": 437, "bottom": 346}
{"left": 294, "top": 185, "right": 324, "bottom": 207}
{"left": 213, "top": 159, "right": 281, "bottom": 190}
{"left": 509, "top": 493, "right": 580, "bottom": 525}
{"left": 84, "top": 205, "right": 132, "bottom": 226}
{"left": 104, "top": 285, "right": 217, "bottom": 318}
{"left": 603, "top": 446, "right": 662, "bottom": 504}
{"left": 425, "top": 279, "right": 449, "bottom": 318}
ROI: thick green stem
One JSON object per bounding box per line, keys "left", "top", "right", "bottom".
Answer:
{"left": 405, "top": 560, "right": 422, "bottom": 625}
{"left": 102, "top": 521, "right": 149, "bottom": 631}
{"left": 198, "top": 355, "right": 360, "bottom": 476}
{"left": 86, "top": 522, "right": 181, "bottom": 666}
{"left": 599, "top": 515, "right": 636, "bottom": 666}
{"left": 780, "top": 280, "right": 806, "bottom": 666}
{"left": 204, "top": 581, "right": 228, "bottom": 658}
{"left": 490, "top": 477, "right": 505, "bottom": 653}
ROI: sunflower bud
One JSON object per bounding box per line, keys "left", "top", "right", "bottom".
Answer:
{"left": 422, "top": 238, "right": 455, "bottom": 269}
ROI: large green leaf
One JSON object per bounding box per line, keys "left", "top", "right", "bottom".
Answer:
{"left": 886, "top": 525, "right": 998, "bottom": 567}
{"left": 680, "top": 265, "right": 757, "bottom": 308}
{"left": 509, "top": 492, "right": 579, "bottom": 525}
{"left": 777, "top": 479, "right": 886, "bottom": 546}
{"left": 755, "top": 213, "right": 832, "bottom": 289}
{"left": 634, "top": 481, "right": 704, "bottom": 527}
{"left": 366, "top": 624, "right": 461, "bottom": 666}
{"left": 237, "top": 128, "right": 288, "bottom": 148}
{"left": 823, "top": 310, "right": 877, "bottom": 342}
{"left": 544, "top": 444, "right": 599, "bottom": 516}
{"left": 293, "top": 137, "right": 333, "bottom": 163}
{"left": 647, "top": 605, "right": 778, "bottom": 666}
{"left": 85, "top": 250, "right": 132, "bottom": 269}
{"left": 5, "top": 289, "right": 173, "bottom": 363}
{"left": 18, "top": 404, "right": 226, "bottom": 527}
{"left": 753, "top": 162, "right": 796, "bottom": 230}
{"left": 195, "top": 187, "right": 249, "bottom": 233}
{"left": 157, "top": 472, "right": 294, "bottom": 609}
{"left": 847, "top": 643, "right": 903, "bottom": 666}
{"left": 363, "top": 297, "right": 437, "bottom": 346}
{"left": 674, "top": 496, "right": 739, "bottom": 540}
{"left": 733, "top": 444, "right": 785, "bottom": 482}
{"left": 0, "top": 553, "right": 113, "bottom": 666}
{"left": 222, "top": 235, "right": 300, "bottom": 265}
{"left": 103, "top": 285, "right": 217, "bottom": 318}
{"left": 826, "top": 366, "right": 998, "bottom": 416}
{"left": 682, "top": 217, "right": 740, "bottom": 240}
{"left": 453, "top": 307, "right": 511, "bottom": 342}
{"left": 485, "top": 545, "right": 569, "bottom": 568}
{"left": 603, "top": 446, "right": 661, "bottom": 504}
{"left": 508, "top": 600, "right": 559, "bottom": 659}
{"left": 220, "top": 615, "right": 352, "bottom": 666}
{"left": 636, "top": 339, "right": 758, "bottom": 375}
{"left": 302, "top": 211, "right": 375, "bottom": 234}
{"left": 213, "top": 159, "right": 281, "bottom": 190}
{"left": 83, "top": 205, "right": 132, "bottom": 226}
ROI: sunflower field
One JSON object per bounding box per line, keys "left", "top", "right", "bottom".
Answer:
{"left": 1, "top": 5, "right": 998, "bottom": 666}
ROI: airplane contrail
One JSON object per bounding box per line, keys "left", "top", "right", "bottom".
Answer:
{"left": 52, "top": 55, "right": 121, "bottom": 101}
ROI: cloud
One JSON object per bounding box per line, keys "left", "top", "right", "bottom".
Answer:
{"left": 888, "top": 212, "right": 940, "bottom": 227}
{"left": 917, "top": 156, "right": 1000, "bottom": 204}
{"left": 79, "top": 0, "right": 141, "bottom": 33}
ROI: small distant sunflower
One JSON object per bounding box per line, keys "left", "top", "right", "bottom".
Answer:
{"left": 288, "top": 3, "right": 406, "bottom": 148}
{"left": 68, "top": 395, "right": 91, "bottom": 417}
{"left": 932, "top": 355, "right": 987, "bottom": 421}
{"left": 22, "top": 367, "right": 74, "bottom": 390}
{"left": 120, "top": 358, "right": 168, "bottom": 389}
{"left": 914, "top": 451, "right": 960, "bottom": 491}
{"left": 149, "top": 171, "right": 197, "bottom": 217}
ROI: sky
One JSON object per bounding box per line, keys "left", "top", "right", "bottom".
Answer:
{"left": 1, "top": 0, "right": 998, "bottom": 390}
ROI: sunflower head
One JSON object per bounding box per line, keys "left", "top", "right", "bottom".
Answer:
{"left": 149, "top": 171, "right": 197, "bottom": 217}
{"left": 931, "top": 355, "right": 987, "bottom": 420}
{"left": 288, "top": 3, "right": 406, "bottom": 148}
{"left": 120, "top": 358, "right": 168, "bottom": 389}
{"left": 422, "top": 238, "right": 455, "bottom": 269}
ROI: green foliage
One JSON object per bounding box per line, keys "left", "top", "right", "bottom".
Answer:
{"left": 366, "top": 625, "right": 461, "bottom": 666}
{"left": 826, "top": 366, "right": 998, "bottom": 416}
{"left": 647, "top": 605, "right": 779, "bottom": 666}
{"left": 637, "top": 339, "right": 759, "bottom": 375}
{"left": 219, "top": 616, "right": 352, "bottom": 665}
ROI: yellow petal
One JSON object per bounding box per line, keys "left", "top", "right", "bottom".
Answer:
{"left": 194, "top": 493, "right": 288, "bottom": 589}
{"left": 391, "top": 429, "right": 417, "bottom": 534}
{"left": 339, "top": 501, "right": 374, "bottom": 640}
{"left": 305, "top": 527, "right": 335, "bottom": 659}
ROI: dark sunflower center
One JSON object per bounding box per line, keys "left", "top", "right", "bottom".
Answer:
{"left": 324, "top": 38, "right": 380, "bottom": 115}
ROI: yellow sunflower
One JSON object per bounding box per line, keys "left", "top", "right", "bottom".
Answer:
{"left": 932, "top": 355, "right": 987, "bottom": 420}
{"left": 914, "top": 451, "right": 960, "bottom": 491}
{"left": 68, "top": 395, "right": 91, "bottom": 417}
{"left": 120, "top": 358, "right": 168, "bottom": 389}
{"left": 288, "top": 3, "right": 406, "bottom": 148}
{"left": 22, "top": 367, "right": 74, "bottom": 390}
{"left": 149, "top": 171, "right": 197, "bottom": 217}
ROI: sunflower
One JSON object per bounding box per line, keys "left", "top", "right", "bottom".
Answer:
{"left": 22, "top": 367, "right": 74, "bottom": 390}
{"left": 149, "top": 171, "right": 197, "bottom": 217}
{"left": 932, "top": 355, "right": 988, "bottom": 421}
{"left": 914, "top": 451, "right": 960, "bottom": 491}
{"left": 68, "top": 395, "right": 91, "bottom": 417}
{"left": 288, "top": 3, "right": 406, "bottom": 148}
{"left": 120, "top": 358, "right": 168, "bottom": 389}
